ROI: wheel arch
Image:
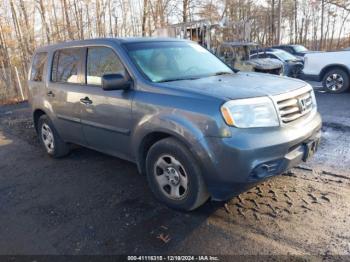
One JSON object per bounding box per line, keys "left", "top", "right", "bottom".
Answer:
{"left": 320, "top": 64, "right": 350, "bottom": 80}
{"left": 136, "top": 131, "right": 172, "bottom": 175}
{"left": 33, "top": 108, "right": 47, "bottom": 132}
{"left": 132, "top": 112, "right": 210, "bottom": 175}
{"left": 136, "top": 129, "right": 203, "bottom": 176}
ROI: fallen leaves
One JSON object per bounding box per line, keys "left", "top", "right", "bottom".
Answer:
{"left": 157, "top": 233, "right": 171, "bottom": 243}
{"left": 224, "top": 203, "right": 231, "bottom": 214}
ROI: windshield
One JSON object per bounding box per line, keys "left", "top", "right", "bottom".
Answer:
{"left": 124, "top": 41, "right": 233, "bottom": 82}
{"left": 274, "top": 50, "right": 297, "bottom": 61}
{"left": 293, "top": 45, "right": 308, "bottom": 52}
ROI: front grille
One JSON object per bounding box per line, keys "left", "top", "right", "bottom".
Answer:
{"left": 274, "top": 87, "right": 314, "bottom": 123}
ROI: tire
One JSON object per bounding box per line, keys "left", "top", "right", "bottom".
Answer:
{"left": 37, "top": 115, "right": 70, "bottom": 158}
{"left": 322, "top": 69, "right": 349, "bottom": 93}
{"left": 145, "top": 137, "right": 209, "bottom": 211}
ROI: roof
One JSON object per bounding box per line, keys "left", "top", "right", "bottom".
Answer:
{"left": 272, "top": 44, "right": 303, "bottom": 48}
{"left": 118, "top": 37, "right": 187, "bottom": 43}
{"left": 220, "top": 41, "right": 259, "bottom": 47}
{"left": 34, "top": 37, "right": 188, "bottom": 52}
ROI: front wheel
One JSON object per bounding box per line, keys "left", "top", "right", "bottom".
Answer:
{"left": 145, "top": 138, "right": 209, "bottom": 211}
{"left": 322, "top": 69, "right": 349, "bottom": 93}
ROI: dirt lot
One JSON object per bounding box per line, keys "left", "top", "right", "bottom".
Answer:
{"left": 0, "top": 91, "right": 349, "bottom": 257}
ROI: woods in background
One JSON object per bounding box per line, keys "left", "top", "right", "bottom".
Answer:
{"left": 0, "top": 0, "right": 350, "bottom": 102}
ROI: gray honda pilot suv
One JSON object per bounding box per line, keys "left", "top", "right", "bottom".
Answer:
{"left": 28, "top": 38, "right": 322, "bottom": 210}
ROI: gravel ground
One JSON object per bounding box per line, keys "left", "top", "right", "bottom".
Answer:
{"left": 0, "top": 90, "right": 349, "bottom": 257}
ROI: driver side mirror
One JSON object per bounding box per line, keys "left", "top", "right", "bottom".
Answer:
{"left": 102, "top": 74, "right": 131, "bottom": 91}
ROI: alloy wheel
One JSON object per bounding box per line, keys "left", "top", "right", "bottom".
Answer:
{"left": 325, "top": 73, "right": 344, "bottom": 92}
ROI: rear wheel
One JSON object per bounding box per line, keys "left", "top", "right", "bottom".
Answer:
{"left": 322, "top": 69, "right": 349, "bottom": 93}
{"left": 37, "top": 115, "right": 70, "bottom": 158}
{"left": 146, "top": 137, "right": 209, "bottom": 211}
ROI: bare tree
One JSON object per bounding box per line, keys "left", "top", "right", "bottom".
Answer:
{"left": 320, "top": 0, "right": 325, "bottom": 49}
{"left": 37, "top": 0, "right": 51, "bottom": 43}
{"left": 62, "top": 0, "right": 74, "bottom": 39}
{"left": 183, "top": 0, "right": 189, "bottom": 22}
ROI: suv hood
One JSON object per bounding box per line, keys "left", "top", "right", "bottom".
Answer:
{"left": 160, "top": 72, "right": 307, "bottom": 100}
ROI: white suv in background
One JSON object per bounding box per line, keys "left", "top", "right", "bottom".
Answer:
{"left": 301, "top": 50, "right": 350, "bottom": 93}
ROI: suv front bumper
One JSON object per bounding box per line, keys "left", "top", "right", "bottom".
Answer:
{"left": 198, "top": 112, "right": 322, "bottom": 201}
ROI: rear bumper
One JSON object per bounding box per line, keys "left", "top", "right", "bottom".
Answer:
{"left": 197, "top": 112, "right": 322, "bottom": 201}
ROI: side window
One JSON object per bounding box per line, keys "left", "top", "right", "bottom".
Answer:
{"left": 30, "top": 52, "right": 47, "bottom": 82}
{"left": 51, "top": 48, "right": 83, "bottom": 84}
{"left": 287, "top": 47, "right": 294, "bottom": 54}
{"left": 258, "top": 53, "right": 267, "bottom": 58}
{"left": 86, "top": 47, "right": 125, "bottom": 86}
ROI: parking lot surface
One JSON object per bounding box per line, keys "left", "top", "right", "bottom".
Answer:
{"left": 0, "top": 91, "right": 349, "bottom": 256}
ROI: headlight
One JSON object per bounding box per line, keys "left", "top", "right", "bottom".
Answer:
{"left": 221, "top": 97, "right": 279, "bottom": 128}
{"left": 310, "top": 88, "right": 317, "bottom": 110}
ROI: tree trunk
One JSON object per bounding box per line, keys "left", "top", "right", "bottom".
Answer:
{"left": 19, "top": 0, "right": 33, "bottom": 54}
{"left": 38, "top": 0, "right": 51, "bottom": 44}
{"left": 109, "top": 0, "right": 113, "bottom": 36}
{"left": 9, "top": 0, "right": 28, "bottom": 74}
{"left": 183, "top": 0, "right": 189, "bottom": 22}
{"left": 73, "top": 0, "right": 82, "bottom": 39}
{"left": 142, "top": 0, "right": 148, "bottom": 36}
{"left": 319, "top": 0, "right": 325, "bottom": 50}
{"left": 51, "top": 0, "right": 61, "bottom": 41}
{"left": 337, "top": 12, "right": 350, "bottom": 48}
{"left": 62, "top": 0, "right": 74, "bottom": 39}
{"left": 277, "top": 0, "right": 281, "bottom": 44}
{"left": 294, "top": 0, "right": 298, "bottom": 43}
{"left": 271, "top": 0, "right": 275, "bottom": 45}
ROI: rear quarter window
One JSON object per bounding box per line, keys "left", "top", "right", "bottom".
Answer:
{"left": 30, "top": 52, "right": 47, "bottom": 82}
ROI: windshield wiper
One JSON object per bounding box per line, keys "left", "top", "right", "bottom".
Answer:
{"left": 157, "top": 71, "right": 235, "bottom": 83}
{"left": 157, "top": 76, "right": 200, "bottom": 83}
{"left": 213, "top": 71, "right": 233, "bottom": 76}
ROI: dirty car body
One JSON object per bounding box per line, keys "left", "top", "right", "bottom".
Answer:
{"left": 272, "top": 44, "right": 310, "bottom": 58}
{"left": 216, "top": 42, "right": 284, "bottom": 75}
{"left": 250, "top": 49, "right": 304, "bottom": 78}
{"left": 28, "top": 38, "right": 322, "bottom": 210}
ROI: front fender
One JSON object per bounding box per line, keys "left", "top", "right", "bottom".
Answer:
{"left": 131, "top": 113, "right": 216, "bottom": 183}
{"left": 131, "top": 113, "right": 205, "bottom": 157}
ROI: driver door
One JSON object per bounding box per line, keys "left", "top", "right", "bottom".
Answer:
{"left": 80, "top": 46, "right": 134, "bottom": 160}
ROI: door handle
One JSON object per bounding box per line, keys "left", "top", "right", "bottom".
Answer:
{"left": 80, "top": 97, "right": 93, "bottom": 105}
{"left": 47, "top": 91, "right": 55, "bottom": 97}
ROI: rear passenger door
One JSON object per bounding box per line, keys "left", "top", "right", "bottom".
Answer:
{"left": 48, "top": 48, "right": 87, "bottom": 145}
{"left": 80, "top": 46, "right": 134, "bottom": 159}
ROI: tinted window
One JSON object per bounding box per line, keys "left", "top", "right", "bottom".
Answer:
{"left": 281, "top": 46, "right": 288, "bottom": 51}
{"left": 30, "top": 52, "right": 47, "bottom": 82}
{"left": 87, "top": 47, "right": 125, "bottom": 85}
{"left": 51, "top": 48, "right": 83, "bottom": 84}
{"left": 252, "top": 53, "right": 267, "bottom": 59}
{"left": 286, "top": 47, "right": 294, "bottom": 54}
{"left": 293, "top": 45, "right": 308, "bottom": 52}
{"left": 274, "top": 50, "right": 296, "bottom": 60}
